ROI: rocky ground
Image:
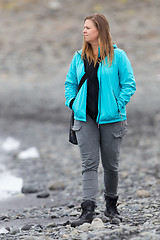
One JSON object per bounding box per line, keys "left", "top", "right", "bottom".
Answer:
{"left": 0, "top": 0, "right": 160, "bottom": 239}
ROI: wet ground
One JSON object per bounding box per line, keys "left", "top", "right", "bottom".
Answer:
{"left": 0, "top": 0, "right": 160, "bottom": 239}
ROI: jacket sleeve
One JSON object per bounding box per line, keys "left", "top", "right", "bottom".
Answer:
{"left": 117, "top": 50, "right": 136, "bottom": 111}
{"left": 65, "top": 52, "right": 78, "bottom": 109}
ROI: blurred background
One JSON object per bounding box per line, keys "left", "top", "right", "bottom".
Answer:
{"left": 0, "top": 0, "right": 160, "bottom": 203}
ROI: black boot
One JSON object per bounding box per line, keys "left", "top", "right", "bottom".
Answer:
{"left": 104, "top": 195, "right": 122, "bottom": 221}
{"left": 71, "top": 200, "right": 96, "bottom": 227}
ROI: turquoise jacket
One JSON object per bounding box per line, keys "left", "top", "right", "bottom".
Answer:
{"left": 65, "top": 45, "right": 136, "bottom": 124}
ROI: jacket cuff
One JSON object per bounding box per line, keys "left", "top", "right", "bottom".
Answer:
{"left": 69, "top": 98, "right": 75, "bottom": 109}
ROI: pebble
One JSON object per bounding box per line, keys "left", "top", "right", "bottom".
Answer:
{"left": 24, "top": 237, "right": 52, "bottom": 240}
{"left": 22, "top": 186, "right": 43, "bottom": 194}
{"left": 110, "top": 217, "right": 121, "bottom": 225}
{"left": 62, "top": 235, "right": 70, "bottom": 239}
{"left": 101, "top": 215, "right": 110, "bottom": 223}
{"left": 48, "top": 181, "right": 66, "bottom": 191}
{"left": 0, "top": 215, "right": 8, "bottom": 220}
{"left": 136, "top": 190, "right": 150, "bottom": 197}
{"left": 67, "top": 204, "right": 75, "bottom": 208}
{"left": 69, "top": 210, "right": 79, "bottom": 216}
{"left": 91, "top": 218, "right": 105, "bottom": 228}
{"left": 10, "top": 228, "right": 20, "bottom": 234}
{"left": 45, "top": 222, "right": 57, "bottom": 228}
{"left": 132, "top": 204, "right": 142, "bottom": 211}
{"left": 78, "top": 222, "right": 91, "bottom": 231}
{"left": 36, "top": 192, "right": 50, "bottom": 198}
{"left": 21, "top": 224, "right": 33, "bottom": 231}
{"left": 50, "top": 213, "right": 59, "bottom": 218}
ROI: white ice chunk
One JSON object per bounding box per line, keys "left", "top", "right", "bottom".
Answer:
{"left": 18, "top": 147, "right": 40, "bottom": 159}
{"left": 1, "top": 137, "right": 20, "bottom": 152}
{"left": 0, "top": 172, "right": 23, "bottom": 201}
{"left": 0, "top": 228, "right": 9, "bottom": 234}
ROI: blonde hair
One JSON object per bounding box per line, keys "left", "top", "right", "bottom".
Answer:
{"left": 82, "top": 13, "right": 114, "bottom": 67}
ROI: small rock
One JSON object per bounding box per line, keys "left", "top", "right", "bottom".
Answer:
{"left": 48, "top": 181, "right": 66, "bottom": 191}
{"left": 36, "top": 192, "right": 50, "bottom": 198}
{"left": 70, "top": 229, "right": 79, "bottom": 235}
{"left": 22, "top": 186, "right": 42, "bottom": 194}
{"left": 91, "top": 218, "right": 105, "bottom": 228}
{"left": 137, "top": 190, "right": 150, "bottom": 197}
{"left": 87, "top": 233, "right": 96, "bottom": 239}
{"left": 0, "top": 215, "right": 8, "bottom": 220}
{"left": 156, "top": 227, "right": 160, "bottom": 233}
{"left": 21, "top": 224, "right": 33, "bottom": 231}
{"left": 67, "top": 204, "right": 75, "bottom": 208}
{"left": 31, "top": 224, "right": 43, "bottom": 232}
{"left": 121, "top": 171, "right": 129, "bottom": 178}
{"left": 5, "top": 227, "right": 10, "bottom": 232}
{"left": 62, "top": 235, "right": 70, "bottom": 239}
{"left": 109, "top": 234, "right": 120, "bottom": 240}
{"left": 110, "top": 217, "right": 121, "bottom": 224}
{"left": 46, "top": 222, "right": 57, "bottom": 228}
{"left": 143, "top": 213, "right": 153, "bottom": 218}
{"left": 24, "top": 237, "right": 52, "bottom": 240}
{"left": 69, "top": 210, "right": 79, "bottom": 216}
{"left": 132, "top": 204, "right": 142, "bottom": 211}
{"left": 95, "top": 209, "right": 101, "bottom": 215}
{"left": 10, "top": 228, "right": 20, "bottom": 234}
{"left": 50, "top": 213, "right": 59, "bottom": 218}
{"left": 78, "top": 222, "right": 91, "bottom": 231}
{"left": 62, "top": 220, "right": 70, "bottom": 226}
{"left": 101, "top": 215, "right": 110, "bottom": 223}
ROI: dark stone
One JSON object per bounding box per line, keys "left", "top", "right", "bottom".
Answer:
{"left": 0, "top": 215, "right": 8, "bottom": 221}
{"left": 36, "top": 192, "right": 50, "bottom": 198}
{"left": 5, "top": 227, "right": 10, "bottom": 232}
{"left": 67, "top": 204, "right": 75, "bottom": 209}
{"left": 62, "top": 220, "right": 70, "bottom": 226}
{"left": 22, "top": 185, "right": 42, "bottom": 194}
{"left": 110, "top": 217, "right": 121, "bottom": 225}
{"left": 21, "top": 224, "right": 33, "bottom": 231}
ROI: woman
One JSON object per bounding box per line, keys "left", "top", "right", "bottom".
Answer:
{"left": 65, "top": 13, "right": 136, "bottom": 227}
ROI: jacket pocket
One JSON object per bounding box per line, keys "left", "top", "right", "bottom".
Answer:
{"left": 72, "top": 120, "right": 82, "bottom": 131}
{"left": 112, "top": 128, "right": 127, "bottom": 138}
{"left": 112, "top": 121, "right": 127, "bottom": 138}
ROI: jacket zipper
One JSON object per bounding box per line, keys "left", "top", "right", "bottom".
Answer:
{"left": 97, "top": 63, "right": 101, "bottom": 125}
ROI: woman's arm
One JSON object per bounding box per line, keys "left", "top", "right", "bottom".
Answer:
{"left": 117, "top": 50, "right": 136, "bottom": 111}
{"left": 65, "top": 53, "right": 78, "bottom": 109}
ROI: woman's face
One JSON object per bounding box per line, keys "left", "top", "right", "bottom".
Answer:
{"left": 83, "top": 19, "right": 99, "bottom": 44}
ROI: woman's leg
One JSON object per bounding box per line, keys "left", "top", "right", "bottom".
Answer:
{"left": 74, "top": 115, "right": 100, "bottom": 203}
{"left": 99, "top": 121, "right": 127, "bottom": 198}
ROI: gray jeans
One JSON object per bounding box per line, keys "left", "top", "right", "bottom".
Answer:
{"left": 72, "top": 115, "right": 127, "bottom": 203}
